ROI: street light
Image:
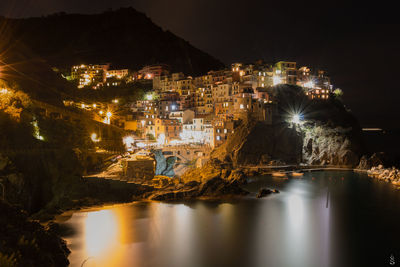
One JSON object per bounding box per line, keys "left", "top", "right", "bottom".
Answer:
{"left": 91, "top": 133, "right": 100, "bottom": 142}
{"left": 273, "top": 76, "right": 282, "bottom": 86}
{"left": 146, "top": 94, "right": 153, "bottom": 101}
{"left": 291, "top": 113, "right": 302, "bottom": 124}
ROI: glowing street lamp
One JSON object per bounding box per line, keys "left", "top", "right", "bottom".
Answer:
{"left": 273, "top": 76, "right": 282, "bottom": 86}
{"left": 303, "top": 80, "right": 314, "bottom": 88}
{"left": 91, "top": 133, "right": 100, "bottom": 142}
{"left": 146, "top": 94, "right": 153, "bottom": 101}
{"left": 291, "top": 114, "right": 302, "bottom": 124}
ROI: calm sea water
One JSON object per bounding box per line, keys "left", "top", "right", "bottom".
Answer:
{"left": 59, "top": 171, "right": 400, "bottom": 267}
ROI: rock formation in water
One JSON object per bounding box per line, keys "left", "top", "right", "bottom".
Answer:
{"left": 144, "top": 159, "right": 248, "bottom": 201}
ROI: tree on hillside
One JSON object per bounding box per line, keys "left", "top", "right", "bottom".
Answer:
{"left": 0, "top": 81, "right": 31, "bottom": 120}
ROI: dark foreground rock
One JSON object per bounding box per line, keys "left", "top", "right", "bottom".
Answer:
{"left": 256, "top": 188, "right": 280, "bottom": 198}
{"left": 0, "top": 200, "right": 70, "bottom": 267}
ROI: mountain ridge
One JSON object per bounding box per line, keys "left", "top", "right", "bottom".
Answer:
{"left": 2, "top": 7, "right": 224, "bottom": 75}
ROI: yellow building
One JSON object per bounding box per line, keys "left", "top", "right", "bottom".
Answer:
{"left": 274, "top": 61, "right": 298, "bottom": 85}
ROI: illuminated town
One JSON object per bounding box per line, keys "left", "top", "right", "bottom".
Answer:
{"left": 66, "top": 61, "right": 334, "bottom": 149}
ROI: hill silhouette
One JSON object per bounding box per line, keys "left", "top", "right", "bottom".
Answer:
{"left": 2, "top": 7, "right": 224, "bottom": 76}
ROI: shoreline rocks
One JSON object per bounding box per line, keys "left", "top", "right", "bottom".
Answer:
{"left": 366, "top": 165, "right": 400, "bottom": 186}
{"left": 145, "top": 176, "right": 249, "bottom": 201}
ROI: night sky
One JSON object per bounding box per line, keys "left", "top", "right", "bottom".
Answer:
{"left": 1, "top": 0, "right": 399, "bottom": 129}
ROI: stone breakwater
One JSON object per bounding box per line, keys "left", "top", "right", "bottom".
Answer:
{"left": 366, "top": 165, "right": 400, "bottom": 186}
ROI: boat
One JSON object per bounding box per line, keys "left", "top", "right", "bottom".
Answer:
{"left": 272, "top": 172, "right": 287, "bottom": 177}
{"left": 291, "top": 172, "right": 304, "bottom": 177}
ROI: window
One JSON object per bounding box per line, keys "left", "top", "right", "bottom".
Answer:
{"left": 216, "top": 136, "right": 221, "bottom": 141}
{"left": 240, "top": 104, "right": 244, "bottom": 109}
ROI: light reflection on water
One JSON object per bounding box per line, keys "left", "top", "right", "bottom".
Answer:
{"left": 61, "top": 171, "right": 400, "bottom": 267}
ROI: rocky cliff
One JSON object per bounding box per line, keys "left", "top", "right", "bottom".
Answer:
{"left": 302, "top": 122, "right": 361, "bottom": 166}
{"left": 199, "top": 85, "right": 364, "bottom": 174}
{"left": 211, "top": 115, "right": 303, "bottom": 166}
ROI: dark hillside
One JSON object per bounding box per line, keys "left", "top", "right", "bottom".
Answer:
{"left": 2, "top": 7, "right": 224, "bottom": 75}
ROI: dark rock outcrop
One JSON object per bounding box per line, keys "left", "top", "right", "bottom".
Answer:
{"left": 256, "top": 188, "right": 280, "bottom": 198}
{"left": 0, "top": 200, "right": 70, "bottom": 266}
{"left": 357, "top": 152, "right": 387, "bottom": 170}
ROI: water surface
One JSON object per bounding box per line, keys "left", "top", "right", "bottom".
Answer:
{"left": 60, "top": 171, "right": 400, "bottom": 267}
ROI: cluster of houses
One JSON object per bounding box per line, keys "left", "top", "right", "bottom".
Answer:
{"left": 68, "top": 61, "right": 335, "bottom": 148}
{"left": 70, "top": 63, "right": 168, "bottom": 88}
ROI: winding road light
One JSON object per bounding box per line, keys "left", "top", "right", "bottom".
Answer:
{"left": 106, "top": 111, "right": 112, "bottom": 124}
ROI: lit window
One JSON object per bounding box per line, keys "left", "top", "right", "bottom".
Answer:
{"left": 240, "top": 104, "right": 244, "bottom": 109}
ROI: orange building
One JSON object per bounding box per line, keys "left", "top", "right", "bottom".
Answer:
{"left": 155, "top": 119, "right": 182, "bottom": 143}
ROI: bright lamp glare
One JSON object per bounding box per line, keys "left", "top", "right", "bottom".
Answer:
{"left": 91, "top": 133, "right": 100, "bottom": 142}
{"left": 303, "top": 81, "right": 314, "bottom": 88}
{"left": 273, "top": 76, "right": 282, "bottom": 86}
{"left": 291, "top": 114, "right": 301, "bottom": 124}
